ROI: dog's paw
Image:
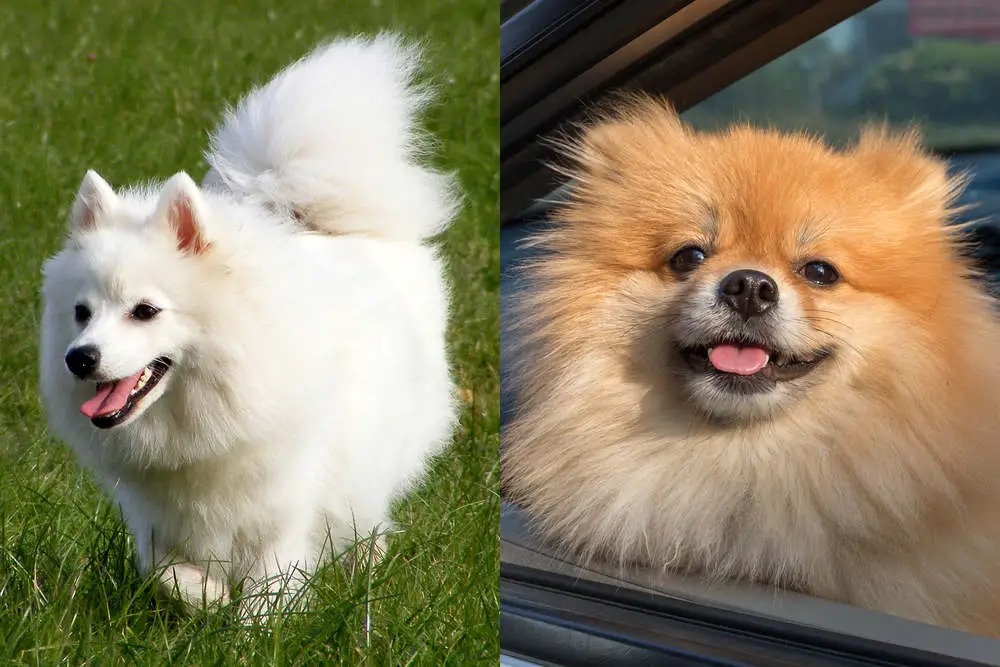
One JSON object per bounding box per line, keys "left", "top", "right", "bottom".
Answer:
{"left": 158, "top": 562, "right": 231, "bottom": 611}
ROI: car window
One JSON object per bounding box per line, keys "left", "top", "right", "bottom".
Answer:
{"left": 682, "top": 0, "right": 1000, "bottom": 151}
{"left": 501, "top": 1, "right": 1000, "bottom": 662}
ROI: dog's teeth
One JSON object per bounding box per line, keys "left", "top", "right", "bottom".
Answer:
{"left": 131, "top": 367, "right": 153, "bottom": 395}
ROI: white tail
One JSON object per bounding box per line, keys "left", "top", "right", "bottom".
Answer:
{"left": 203, "top": 33, "right": 457, "bottom": 241}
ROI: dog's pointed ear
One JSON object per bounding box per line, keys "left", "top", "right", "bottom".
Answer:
{"left": 851, "top": 125, "right": 961, "bottom": 213}
{"left": 71, "top": 170, "right": 117, "bottom": 231}
{"left": 156, "top": 172, "right": 210, "bottom": 255}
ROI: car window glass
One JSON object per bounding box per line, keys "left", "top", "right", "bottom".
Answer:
{"left": 682, "top": 0, "right": 1000, "bottom": 151}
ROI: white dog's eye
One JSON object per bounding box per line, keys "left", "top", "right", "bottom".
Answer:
{"left": 74, "top": 304, "right": 91, "bottom": 323}
{"left": 130, "top": 303, "right": 161, "bottom": 322}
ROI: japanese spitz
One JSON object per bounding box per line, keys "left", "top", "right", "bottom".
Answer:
{"left": 40, "top": 34, "right": 457, "bottom": 617}
{"left": 502, "top": 95, "right": 1000, "bottom": 637}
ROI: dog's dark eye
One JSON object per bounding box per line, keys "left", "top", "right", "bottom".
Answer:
{"left": 669, "top": 246, "right": 707, "bottom": 275}
{"left": 130, "top": 303, "right": 161, "bottom": 322}
{"left": 74, "top": 304, "right": 91, "bottom": 323}
{"left": 801, "top": 261, "right": 840, "bottom": 286}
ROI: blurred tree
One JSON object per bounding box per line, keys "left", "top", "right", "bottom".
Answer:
{"left": 858, "top": 40, "right": 1000, "bottom": 125}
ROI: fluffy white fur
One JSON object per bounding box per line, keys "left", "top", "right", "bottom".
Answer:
{"left": 39, "top": 34, "right": 457, "bottom": 618}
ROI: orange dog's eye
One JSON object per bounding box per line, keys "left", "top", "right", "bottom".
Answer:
{"left": 801, "top": 261, "right": 840, "bottom": 286}
{"left": 668, "top": 246, "right": 707, "bottom": 275}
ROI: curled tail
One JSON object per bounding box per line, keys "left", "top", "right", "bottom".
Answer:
{"left": 204, "top": 33, "right": 457, "bottom": 241}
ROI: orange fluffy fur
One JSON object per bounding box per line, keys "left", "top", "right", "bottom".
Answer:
{"left": 502, "top": 95, "right": 1000, "bottom": 636}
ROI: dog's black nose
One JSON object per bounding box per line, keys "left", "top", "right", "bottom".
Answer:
{"left": 718, "top": 269, "right": 779, "bottom": 318}
{"left": 65, "top": 345, "right": 101, "bottom": 379}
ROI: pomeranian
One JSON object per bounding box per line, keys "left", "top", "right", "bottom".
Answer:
{"left": 40, "top": 35, "right": 456, "bottom": 619}
{"left": 502, "top": 94, "right": 1000, "bottom": 637}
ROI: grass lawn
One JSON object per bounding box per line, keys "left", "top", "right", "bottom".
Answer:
{"left": 0, "top": 0, "right": 499, "bottom": 664}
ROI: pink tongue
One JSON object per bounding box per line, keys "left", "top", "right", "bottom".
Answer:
{"left": 80, "top": 369, "right": 145, "bottom": 419}
{"left": 708, "top": 345, "right": 770, "bottom": 376}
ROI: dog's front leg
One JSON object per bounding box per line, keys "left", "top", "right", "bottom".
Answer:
{"left": 158, "top": 561, "right": 232, "bottom": 611}
{"left": 237, "top": 556, "right": 311, "bottom": 623}
{"left": 235, "top": 528, "right": 323, "bottom": 624}
{"left": 133, "top": 527, "right": 231, "bottom": 612}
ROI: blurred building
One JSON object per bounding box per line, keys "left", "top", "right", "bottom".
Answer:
{"left": 908, "top": 0, "right": 1000, "bottom": 41}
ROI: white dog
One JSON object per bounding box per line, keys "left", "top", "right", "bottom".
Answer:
{"left": 39, "top": 34, "right": 457, "bottom": 617}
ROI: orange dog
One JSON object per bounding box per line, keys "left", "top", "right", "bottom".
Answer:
{"left": 503, "top": 95, "right": 1000, "bottom": 637}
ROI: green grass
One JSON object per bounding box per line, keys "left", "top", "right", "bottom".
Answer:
{"left": 0, "top": 0, "right": 499, "bottom": 664}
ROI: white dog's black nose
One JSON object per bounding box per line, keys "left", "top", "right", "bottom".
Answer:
{"left": 719, "top": 269, "right": 779, "bottom": 318}
{"left": 65, "top": 345, "right": 101, "bottom": 379}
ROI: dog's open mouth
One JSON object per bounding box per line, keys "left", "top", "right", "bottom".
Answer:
{"left": 680, "top": 342, "right": 829, "bottom": 392}
{"left": 80, "top": 357, "right": 172, "bottom": 429}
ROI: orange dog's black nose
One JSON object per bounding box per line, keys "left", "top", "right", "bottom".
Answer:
{"left": 719, "top": 269, "right": 778, "bottom": 318}
{"left": 65, "top": 345, "right": 101, "bottom": 379}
